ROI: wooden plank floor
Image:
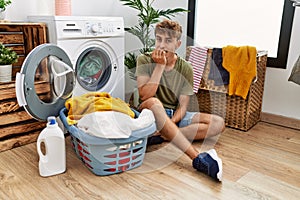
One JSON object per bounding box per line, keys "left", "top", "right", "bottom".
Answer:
{"left": 0, "top": 121, "right": 299, "bottom": 199}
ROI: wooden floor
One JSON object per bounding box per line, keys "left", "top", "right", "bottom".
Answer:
{"left": 0, "top": 121, "right": 299, "bottom": 200}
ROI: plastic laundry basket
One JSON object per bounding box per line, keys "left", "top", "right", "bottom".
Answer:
{"left": 59, "top": 107, "right": 156, "bottom": 176}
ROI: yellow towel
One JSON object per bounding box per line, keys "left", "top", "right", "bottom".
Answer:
{"left": 222, "top": 45, "right": 257, "bottom": 99}
{"left": 65, "top": 92, "right": 134, "bottom": 125}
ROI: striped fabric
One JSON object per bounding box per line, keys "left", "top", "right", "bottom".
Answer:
{"left": 187, "top": 46, "right": 208, "bottom": 93}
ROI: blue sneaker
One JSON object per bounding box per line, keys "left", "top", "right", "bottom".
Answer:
{"left": 192, "top": 149, "right": 223, "bottom": 181}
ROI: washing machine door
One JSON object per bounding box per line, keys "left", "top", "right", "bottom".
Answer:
{"left": 15, "top": 44, "right": 75, "bottom": 121}
{"left": 75, "top": 47, "right": 112, "bottom": 92}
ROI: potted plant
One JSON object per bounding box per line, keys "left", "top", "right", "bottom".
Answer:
{"left": 120, "top": 0, "right": 188, "bottom": 70}
{"left": 0, "top": 0, "right": 11, "bottom": 10}
{"left": 0, "top": 43, "right": 18, "bottom": 82}
{"left": 0, "top": 0, "right": 11, "bottom": 20}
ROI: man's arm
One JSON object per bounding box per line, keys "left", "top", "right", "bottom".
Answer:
{"left": 171, "top": 95, "right": 190, "bottom": 123}
{"left": 137, "top": 50, "right": 167, "bottom": 101}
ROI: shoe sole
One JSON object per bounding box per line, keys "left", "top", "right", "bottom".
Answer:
{"left": 206, "top": 149, "right": 223, "bottom": 181}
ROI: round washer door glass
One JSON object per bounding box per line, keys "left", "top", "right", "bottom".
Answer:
{"left": 76, "top": 47, "right": 112, "bottom": 91}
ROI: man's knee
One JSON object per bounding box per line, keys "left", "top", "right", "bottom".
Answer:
{"left": 212, "top": 115, "right": 225, "bottom": 133}
{"left": 140, "top": 97, "right": 163, "bottom": 109}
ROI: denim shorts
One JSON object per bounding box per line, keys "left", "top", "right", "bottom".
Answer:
{"left": 165, "top": 108, "right": 196, "bottom": 127}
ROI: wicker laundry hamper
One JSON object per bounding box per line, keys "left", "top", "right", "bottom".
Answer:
{"left": 187, "top": 47, "right": 268, "bottom": 131}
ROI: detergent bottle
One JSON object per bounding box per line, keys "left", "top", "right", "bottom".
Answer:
{"left": 37, "top": 116, "right": 66, "bottom": 177}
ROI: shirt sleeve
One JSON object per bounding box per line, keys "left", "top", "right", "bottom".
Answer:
{"left": 135, "top": 54, "right": 153, "bottom": 77}
{"left": 180, "top": 61, "right": 194, "bottom": 96}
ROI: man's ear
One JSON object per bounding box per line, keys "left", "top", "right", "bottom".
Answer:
{"left": 176, "top": 40, "right": 182, "bottom": 49}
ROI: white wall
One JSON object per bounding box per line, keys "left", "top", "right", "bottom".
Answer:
{"left": 6, "top": 0, "right": 187, "bottom": 57}
{"left": 5, "top": 0, "right": 300, "bottom": 120}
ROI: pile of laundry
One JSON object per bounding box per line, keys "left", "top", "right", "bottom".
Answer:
{"left": 65, "top": 92, "right": 155, "bottom": 139}
{"left": 188, "top": 45, "right": 257, "bottom": 99}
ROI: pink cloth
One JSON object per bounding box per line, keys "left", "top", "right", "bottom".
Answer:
{"left": 187, "top": 47, "right": 208, "bottom": 93}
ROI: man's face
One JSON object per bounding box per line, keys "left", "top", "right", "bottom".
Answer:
{"left": 155, "top": 32, "right": 181, "bottom": 55}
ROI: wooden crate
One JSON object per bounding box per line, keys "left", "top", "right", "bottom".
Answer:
{"left": 0, "top": 22, "right": 47, "bottom": 78}
{"left": 0, "top": 23, "right": 48, "bottom": 152}
{"left": 187, "top": 47, "right": 267, "bottom": 131}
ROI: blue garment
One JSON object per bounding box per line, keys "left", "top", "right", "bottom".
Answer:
{"left": 208, "top": 48, "right": 230, "bottom": 86}
{"left": 165, "top": 108, "right": 196, "bottom": 127}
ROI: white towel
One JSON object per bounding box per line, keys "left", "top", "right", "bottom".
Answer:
{"left": 77, "top": 109, "right": 155, "bottom": 138}
{"left": 188, "top": 46, "right": 208, "bottom": 93}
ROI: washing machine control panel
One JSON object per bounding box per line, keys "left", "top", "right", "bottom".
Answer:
{"left": 85, "top": 21, "right": 122, "bottom": 36}
{"left": 28, "top": 16, "right": 124, "bottom": 40}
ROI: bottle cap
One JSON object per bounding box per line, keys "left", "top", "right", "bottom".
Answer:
{"left": 47, "top": 116, "right": 56, "bottom": 125}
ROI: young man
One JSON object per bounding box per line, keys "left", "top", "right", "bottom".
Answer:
{"left": 135, "top": 20, "right": 225, "bottom": 181}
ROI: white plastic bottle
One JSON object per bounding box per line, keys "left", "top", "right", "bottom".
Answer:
{"left": 37, "top": 116, "right": 66, "bottom": 177}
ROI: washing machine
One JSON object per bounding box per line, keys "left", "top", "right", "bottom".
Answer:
{"left": 28, "top": 16, "right": 125, "bottom": 99}
{"left": 15, "top": 16, "right": 125, "bottom": 121}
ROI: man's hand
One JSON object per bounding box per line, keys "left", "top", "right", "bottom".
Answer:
{"left": 151, "top": 49, "right": 167, "bottom": 65}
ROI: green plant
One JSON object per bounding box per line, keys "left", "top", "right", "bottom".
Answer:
{"left": 120, "top": 0, "right": 188, "bottom": 69}
{"left": 0, "top": 0, "right": 11, "bottom": 10}
{"left": 0, "top": 43, "right": 18, "bottom": 65}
